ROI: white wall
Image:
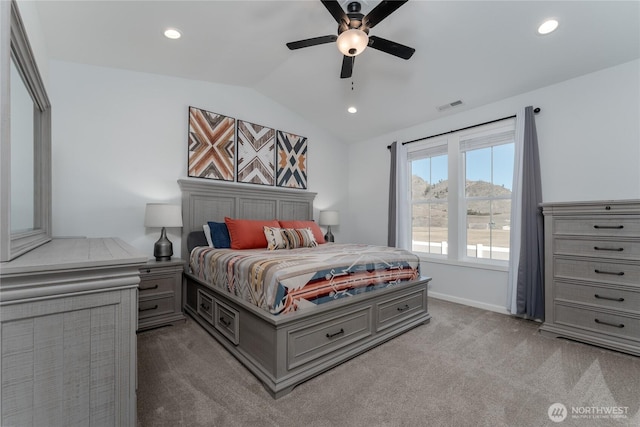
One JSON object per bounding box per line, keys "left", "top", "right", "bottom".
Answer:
{"left": 49, "top": 61, "right": 350, "bottom": 259}
{"left": 347, "top": 59, "right": 640, "bottom": 312}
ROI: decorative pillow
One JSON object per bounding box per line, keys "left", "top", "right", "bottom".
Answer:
{"left": 278, "top": 220, "right": 326, "bottom": 244}
{"left": 264, "top": 226, "right": 289, "bottom": 250}
{"left": 207, "top": 221, "right": 231, "bottom": 249}
{"left": 282, "top": 228, "right": 318, "bottom": 249}
{"left": 203, "top": 224, "right": 214, "bottom": 247}
{"left": 224, "top": 217, "right": 280, "bottom": 250}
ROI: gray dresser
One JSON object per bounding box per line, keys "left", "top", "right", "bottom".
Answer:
{"left": 0, "top": 238, "right": 147, "bottom": 426}
{"left": 539, "top": 200, "right": 640, "bottom": 356}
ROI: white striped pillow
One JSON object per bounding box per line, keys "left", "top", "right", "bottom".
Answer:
{"left": 281, "top": 228, "right": 318, "bottom": 249}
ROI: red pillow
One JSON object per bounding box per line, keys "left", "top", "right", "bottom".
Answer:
{"left": 225, "top": 217, "right": 280, "bottom": 249}
{"left": 278, "top": 220, "right": 326, "bottom": 244}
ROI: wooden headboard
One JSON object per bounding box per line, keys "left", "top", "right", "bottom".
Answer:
{"left": 177, "top": 179, "right": 317, "bottom": 259}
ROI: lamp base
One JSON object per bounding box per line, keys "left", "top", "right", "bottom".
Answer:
{"left": 324, "top": 225, "right": 335, "bottom": 243}
{"left": 154, "top": 227, "right": 173, "bottom": 261}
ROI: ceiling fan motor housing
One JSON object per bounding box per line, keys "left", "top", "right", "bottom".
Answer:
{"left": 340, "top": 1, "right": 368, "bottom": 34}
{"left": 286, "top": 0, "right": 415, "bottom": 78}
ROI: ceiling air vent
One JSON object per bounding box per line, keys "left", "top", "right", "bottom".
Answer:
{"left": 437, "top": 100, "right": 463, "bottom": 112}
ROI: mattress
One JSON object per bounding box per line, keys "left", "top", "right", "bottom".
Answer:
{"left": 189, "top": 243, "right": 421, "bottom": 315}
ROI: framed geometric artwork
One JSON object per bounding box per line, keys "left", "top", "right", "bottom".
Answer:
{"left": 276, "top": 131, "right": 307, "bottom": 189}
{"left": 188, "top": 106, "right": 235, "bottom": 181}
{"left": 236, "top": 120, "right": 275, "bottom": 186}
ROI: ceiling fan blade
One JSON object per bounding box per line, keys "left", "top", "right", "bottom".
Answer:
{"left": 368, "top": 35, "right": 415, "bottom": 60}
{"left": 321, "top": 0, "right": 349, "bottom": 25}
{"left": 286, "top": 35, "right": 337, "bottom": 50}
{"left": 340, "top": 56, "right": 354, "bottom": 79}
{"left": 363, "top": 0, "right": 408, "bottom": 29}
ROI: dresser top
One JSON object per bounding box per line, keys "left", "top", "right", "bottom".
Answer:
{"left": 541, "top": 199, "right": 640, "bottom": 215}
{"left": 0, "top": 237, "right": 147, "bottom": 276}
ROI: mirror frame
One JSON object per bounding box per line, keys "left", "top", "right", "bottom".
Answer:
{"left": 0, "top": 0, "right": 52, "bottom": 262}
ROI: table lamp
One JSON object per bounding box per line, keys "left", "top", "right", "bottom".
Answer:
{"left": 144, "top": 203, "right": 183, "bottom": 261}
{"left": 319, "top": 210, "right": 339, "bottom": 243}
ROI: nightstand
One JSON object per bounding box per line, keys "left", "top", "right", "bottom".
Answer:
{"left": 138, "top": 258, "right": 186, "bottom": 331}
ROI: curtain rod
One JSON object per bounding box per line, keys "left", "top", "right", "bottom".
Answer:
{"left": 387, "top": 107, "right": 541, "bottom": 149}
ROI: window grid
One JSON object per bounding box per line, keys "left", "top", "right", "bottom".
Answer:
{"left": 405, "top": 118, "right": 515, "bottom": 265}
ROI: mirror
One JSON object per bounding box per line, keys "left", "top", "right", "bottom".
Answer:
{"left": 10, "top": 57, "right": 35, "bottom": 232}
{"left": 0, "top": 0, "right": 52, "bottom": 261}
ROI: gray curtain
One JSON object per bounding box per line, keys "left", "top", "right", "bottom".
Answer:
{"left": 515, "top": 106, "right": 545, "bottom": 319}
{"left": 388, "top": 141, "right": 398, "bottom": 247}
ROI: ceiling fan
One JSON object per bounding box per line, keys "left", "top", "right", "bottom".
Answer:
{"left": 286, "top": 0, "right": 415, "bottom": 79}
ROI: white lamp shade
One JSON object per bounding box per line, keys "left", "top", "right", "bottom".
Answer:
{"left": 336, "top": 29, "right": 368, "bottom": 56}
{"left": 319, "top": 210, "right": 340, "bottom": 226}
{"left": 144, "top": 204, "right": 183, "bottom": 228}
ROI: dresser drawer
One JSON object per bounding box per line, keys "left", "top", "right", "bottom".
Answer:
{"left": 554, "top": 304, "right": 640, "bottom": 342}
{"left": 555, "top": 258, "right": 640, "bottom": 287}
{"left": 554, "top": 238, "right": 640, "bottom": 261}
{"left": 138, "top": 276, "right": 175, "bottom": 296}
{"left": 554, "top": 281, "right": 640, "bottom": 314}
{"left": 138, "top": 295, "right": 175, "bottom": 319}
{"left": 376, "top": 288, "right": 426, "bottom": 331}
{"left": 213, "top": 299, "right": 239, "bottom": 345}
{"left": 554, "top": 217, "right": 640, "bottom": 237}
{"left": 287, "top": 307, "right": 372, "bottom": 370}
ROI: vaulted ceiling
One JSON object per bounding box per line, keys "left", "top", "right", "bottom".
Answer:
{"left": 33, "top": 0, "right": 640, "bottom": 144}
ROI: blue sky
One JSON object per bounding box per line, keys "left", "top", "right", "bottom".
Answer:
{"left": 411, "top": 143, "right": 515, "bottom": 191}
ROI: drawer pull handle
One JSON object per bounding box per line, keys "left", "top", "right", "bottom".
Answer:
{"left": 139, "top": 284, "right": 159, "bottom": 290}
{"left": 326, "top": 328, "right": 344, "bottom": 339}
{"left": 594, "top": 294, "right": 624, "bottom": 302}
{"left": 200, "top": 303, "right": 210, "bottom": 312}
{"left": 593, "top": 225, "right": 624, "bottom": 229}
{"left": 139, "top": 305, "right": 158, "bottom": 312}
{"left": 219, "top": 317, "right": 231, "bottom": 327}
{"left": 397, "top": 304, "right": 411, "bottom": 312}
{"left": 594, "top": 318, "right": 624, "bottom": 328}
{"left": 594, "top": 269, "right": 625, "bottom": 276}
{"left": 593, "top": 246, "right": 624, "bottom": 252}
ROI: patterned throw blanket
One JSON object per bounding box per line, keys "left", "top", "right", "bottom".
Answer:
{"left": 190, "top": 243, "right": 421, "bottom": 315}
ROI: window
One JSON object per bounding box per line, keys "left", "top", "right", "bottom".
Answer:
{"left": 462, "top": 134, "right": 514, "bottom": 260}
{"left": 406, "top": 119, "right": 516, "bottom": 264}
{"left": 409, "top": 141, "right": 448, "bottom": 255}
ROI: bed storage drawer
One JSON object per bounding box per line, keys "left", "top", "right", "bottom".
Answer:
{"left": 197, "top": 289, "right": 214, "bottom": 323}
{"left": 214, "top": 299, "right": 240, "bottom": 345}
{"left": 287, "top": 307, "right": 372, "bottom": 370}
{"left": 376, "top": 287, "right": 427, "bottom": 331}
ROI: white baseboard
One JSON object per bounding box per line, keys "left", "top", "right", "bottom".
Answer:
{"left": 429, "top": 291, "right": 510, "bottom": 315}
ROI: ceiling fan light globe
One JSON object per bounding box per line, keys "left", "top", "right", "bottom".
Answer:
{"left": 337, "top": 29, "right": 368, "bottom": 57}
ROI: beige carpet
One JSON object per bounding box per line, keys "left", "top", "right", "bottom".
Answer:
{"left": 137, "top": 298, "right": 640, "bottom": 427}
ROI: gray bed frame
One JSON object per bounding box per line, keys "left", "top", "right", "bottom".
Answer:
{"left": 178, "top": 178, "right": 431, "bottom": 398}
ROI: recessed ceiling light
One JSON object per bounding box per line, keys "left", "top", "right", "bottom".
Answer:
{"left": 347, "top": 106, "right": 357, "bottom": 114}
{"left": 538, "top": 19, "right": 558, "bottom": 35}
{"left": 164, "top": 28, "right": 182, "bottom": 39}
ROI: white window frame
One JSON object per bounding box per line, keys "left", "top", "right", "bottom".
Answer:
{"left": 404, "top": 118, "right": 516, "bottom": 268}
